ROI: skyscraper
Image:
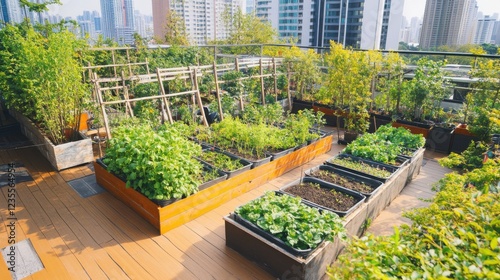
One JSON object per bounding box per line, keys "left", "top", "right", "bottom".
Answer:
{"left": 419, "top": 0, "right": 478, "bottom": 49}
{"left": 152, "top": 0, "right": 244, "bottom": 45}
{"left": 100, "top": 0, "right": 135, "bottom": 45}
{"left": 0, "top": 0, "right": 23, "bottom": 24}
{"left": 256, "top": 0, "right": 404, "bottom": 50}
{"left": 474, "top": 15, "right": 496, "bottom": 44}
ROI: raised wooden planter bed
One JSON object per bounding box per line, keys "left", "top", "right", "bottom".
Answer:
{"left": 392, "top": 120, "right": 432, "bottom": 138}
{"left": 94, "top": 135, "right": 333, "bottom": 234}
{"left": 225, "top": 213, "right": 343, "bottom": 279}
{"left": 225, "top": 163, "right": 411, "bottom": 278}
{"left": 10, "top": 109, "right": 93, "bottom": 171}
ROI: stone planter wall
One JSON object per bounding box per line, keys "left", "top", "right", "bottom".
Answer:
{"left": 10, "top": 109, "right": 93, "bottom": 171}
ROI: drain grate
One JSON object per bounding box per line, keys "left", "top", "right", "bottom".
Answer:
{"left": 2, "top": 239, "right": 45, "bottom": 280}
{"left": 68, "top": 175, "right": 105, "bottom": 198}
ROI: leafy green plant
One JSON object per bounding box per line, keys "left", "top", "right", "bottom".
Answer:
{"left": 328, "top": 158, "right": 500, "bottom": 279}
{"left": 0, "top": 24, "right": 89, "bottom": 144}
{"left": 199, "top": 150, "right": 244, "bottom": 172}
{"left": 235, "top": 192, "right": 346, "bottom": 250}
{"left": 344, "top": 133, "right": 401, "bottom": 164}
{"left": 103, "top": 124, "right": 202, "bottom": 200}
{"left": 438, "top": 141, "right": 488, "bottom": 171}
{"left": 328, "top": 157, "right": 393, "bottom": 179}
{"left": 374, "top": 124, "right": 425, "bottom": 149}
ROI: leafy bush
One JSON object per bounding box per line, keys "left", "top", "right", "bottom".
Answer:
{"left": 438, "top": 141, "right": 488, "bottom": 171}
{"left": 235, "top": 192, "right": 346, "bottom": 250}
{"left": 328, "top": 159, "right": 500, "bottom": 279}
{"left": 103, "top": 124, "right": 202, "bottom": 200}
{"left": 343, "top": 125, "right": 425, "bottom": 164}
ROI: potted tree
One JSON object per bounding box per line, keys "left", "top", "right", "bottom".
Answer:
{"left": 0, "top": 22, "right": 93, "bottom": 170}
{"left": 393, "top": 58, "right": 450, "bottom": 140}
{"left": 323, "top": 42, "right": 375, "bottom": 143}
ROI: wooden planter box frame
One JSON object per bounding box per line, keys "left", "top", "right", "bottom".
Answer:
{"left": 10, "top": 109, "right": 93, "bottom": 171}
{"left": 94, "top": 135, "right": 333, "bottom": 234}
{"left": 225, "top": 163, "right": 411, "bottom": 278}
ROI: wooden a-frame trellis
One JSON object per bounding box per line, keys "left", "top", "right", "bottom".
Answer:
{"left": 92, "top": 66, "right": 209, "bottom": 139}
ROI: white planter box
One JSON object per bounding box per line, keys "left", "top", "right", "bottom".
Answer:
{"left": 10, "top": 110, "right": 93, "bottom": 171}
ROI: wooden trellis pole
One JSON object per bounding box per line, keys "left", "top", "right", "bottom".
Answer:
{"left": 213, "top": 61, "right": 224, "bottom": 120}
{"left": 192, "top": 69, "right": 208, "bottom": 126}
{"left": 93, "top": 73, "right": 112, "bottom": 140}
{"left": 156, "top": 68, "right": 174, "bottom": 124}
{"left": 273, "top": 57, "right": 278, "bottom": 101}
{"left": 260, "top": 59, "right": 265, "bottom": 105}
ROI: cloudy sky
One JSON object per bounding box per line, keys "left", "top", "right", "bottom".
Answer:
{"left": 50, "top": 0, "right": 500, "bottom": 20}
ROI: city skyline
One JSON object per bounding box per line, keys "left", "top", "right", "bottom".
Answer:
{"left": 48, "top": 0, "right": 500, "bottom": 20}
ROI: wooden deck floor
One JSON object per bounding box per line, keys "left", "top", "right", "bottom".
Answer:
{"left": 0, "top": 132, "right": 450, "bottom": 280}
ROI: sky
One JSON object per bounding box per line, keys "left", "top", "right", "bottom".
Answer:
{"left": 404, "top": 0, "right": 500, "bottom": 20}
{"left": 50, "top": 0, "right": 500, "bottom": 20}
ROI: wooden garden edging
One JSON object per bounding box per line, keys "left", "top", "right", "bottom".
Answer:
{"left": 94, "top": 135, "right": 333, "bottom": 234}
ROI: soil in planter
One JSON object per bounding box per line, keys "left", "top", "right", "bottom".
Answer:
{"left": 310, "top": 170, "right": 374, "bottom": 194}
{"left": 286, "top": 183, "right": 357, "bottom": 212}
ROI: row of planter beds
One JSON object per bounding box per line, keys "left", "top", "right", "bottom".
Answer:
{"left": 224, "top": 126, "right": 426, "bottom": 278}
{"left": 292, "top": 99, "right": 478, "bottom": 154}
{"left": 94, "top": 132, "right": 334, "bottom": 234}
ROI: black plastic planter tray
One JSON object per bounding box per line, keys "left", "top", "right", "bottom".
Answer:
{"left": 341, "top": 152, "right": 409, "bottom": 169}
{"left": 198, "top": 149, "right": 252, "bottom": 179}
{"left": 279, "top": 177, "right": 366, "bottom": 217}
{"left": 233, "top": 192, "right": 323, "bottom": 258}
{"left": 198, "top": 162, "right": 228, "bottom": 191}
{"left": 265, "top": 147, "right": 296, "bottom": 161}
{"left": 304, "top": 165, "right": 383, "bottom": 201}
{"left": 214, "top": 147, "right": 272, "bottom": 169}
{"left": 324, "top": 154, "right": 399, "bottom": 183}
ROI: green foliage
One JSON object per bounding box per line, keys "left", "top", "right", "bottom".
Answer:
{"left": 323, "top": 42, "right": 378, "bottom": 133}
{"left": 329, "top": 158, "right": 500, "bottom": 280}
{"left": 103, "top": 124, "right": 202, "bottom": 200}
{"left": 241, "top": 103, "right": 284, "bottom": 126}
{"left": 0, "top": 24, "right": 89, "bottom": 144}
{"left": 235, "top": 192, "right": 346, "bottom": 250}
{"left": 400, "top": 58, "right": 451, "bottom": 121}
{"left": 162, "top": 10, "right": 190, "bottom": 45}
{"left": 199, "top": 150, "right": 244, "bottom": 172}
{"left": 438, "top": 141, "right": 488, "bottom": 171}
{"left": 328, "top": 157, "right": 393, "bottom": 179}
{"left": 343, "top": 125, "right": 424, "bottom": 164}
{"left": 344, "top": 133, "right": 401, "bottom": 164}
{"left": 375, "top": 124, "right": 425, "bottom": 149}
{"left": 374, "top": 52, "right": 406, "bottom": 113}
{"left": 282, "top": 46, "right": 322, "bottom": 100}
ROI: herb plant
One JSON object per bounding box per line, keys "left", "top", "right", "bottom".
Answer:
{"left": 199, "top": 150, "right": 244, "bottom": 172}
{"left": 235, "top": 192, "right": 346, "bottom": 250}
{"left": 329, "top": 157, "right": 392, "bottom": 179}
{"left": 103, "top": 124, "right": 202, "bottom": 200}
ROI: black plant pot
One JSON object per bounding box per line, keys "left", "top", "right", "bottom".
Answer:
{"left": 426, "top": 126, "right": 454, "bottom": 154}
{"left": 368, "top": 113, "right": 392, "bottom": 133}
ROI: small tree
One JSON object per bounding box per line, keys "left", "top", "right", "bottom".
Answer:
{"left": 282, "top": 46, "right": 321, "bottom": 101}
{"left": 164, "top": 11, "right": 190, "bottom": 46}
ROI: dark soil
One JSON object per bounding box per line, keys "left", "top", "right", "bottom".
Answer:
{"left": 310, "top": 170, "right": 374, "bottom": 194}
{"left": 285, "top": 183, "right": 359, "bottom": 212}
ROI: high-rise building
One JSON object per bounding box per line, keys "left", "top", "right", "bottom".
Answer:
{"left": 419, "top": 0, "right": 478, "bottom": 49}
{"left": 492, "top": 20, "right": 500, "bottom": 44}
{"left": 100, "top": 0, "right": 135, "bottom": 45}
{"left": 474, "top": 15, "right": 496, "bottom": 44}
{"left": 256, "top": 0, "right": 404, "bottom": 50}
{"left": 152, "top": 0, "right": 244, "bottom": 45}
{"left": 0, "top": 0, "right": 23, "bottom": 24}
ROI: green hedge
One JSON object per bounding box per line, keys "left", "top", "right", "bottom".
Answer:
{"left": 328, "top": 159, "right": 500, "bottom": 279}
